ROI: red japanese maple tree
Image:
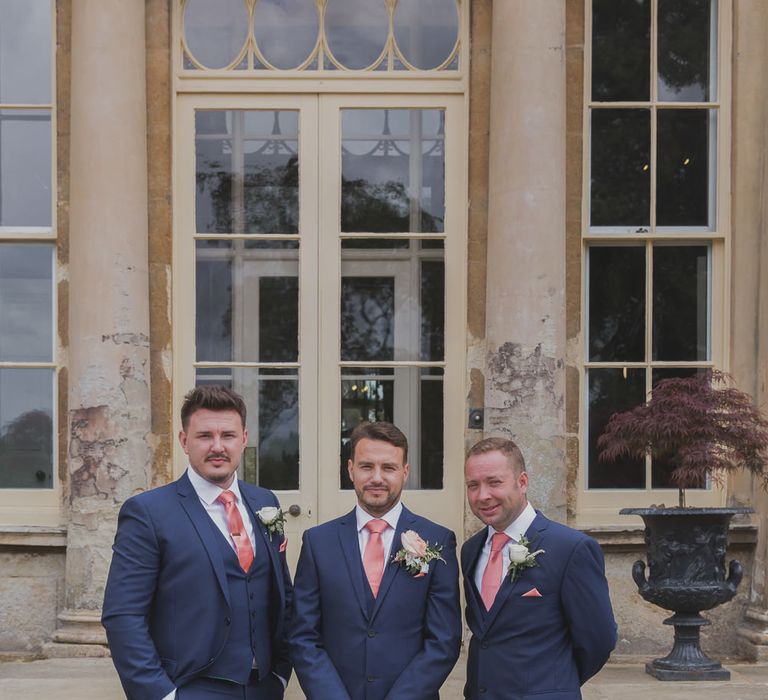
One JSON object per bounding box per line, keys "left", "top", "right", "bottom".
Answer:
{"left": 598, "top": 370, "right": 768, "bottom": 507}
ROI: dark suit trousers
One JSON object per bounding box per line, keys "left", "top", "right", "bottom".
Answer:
{"left": 177, "top": 671, "right": 284, "bottom": 700}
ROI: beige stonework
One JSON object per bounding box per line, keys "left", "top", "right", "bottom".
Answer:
{"left": 483, "top": 0, "right": 567, "bottom": 519}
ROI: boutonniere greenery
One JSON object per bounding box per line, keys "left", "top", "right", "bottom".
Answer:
{"left": 506, "top": 535, "right": 545, "bottom": 583}
{"left": 256, "top": 506, "right": 285, "bottom": 541}
{"left": 392, "top": 530, "right": 446, "bottom": 577}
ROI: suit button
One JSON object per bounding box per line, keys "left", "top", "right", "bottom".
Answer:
{"left": 367, "top": 675, "right": 375, "bottom": 683}
{"left": 225, "top": 617, "right": 231, "bottom": 626}
{"left": 481, "top": 642, "right": 488, "bottom": 649}
{"left": 367, "top": 630, "right": 376, "bottom": 638}
{"left": 250, "top": 592, "right": 254, "bottom": 599}
{"left": 479, "top": 686, "right": 487, "bottom": 694}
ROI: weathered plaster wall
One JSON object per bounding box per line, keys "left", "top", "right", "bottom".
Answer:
{"left": 483, "top": 0, "right": 567, "bottom": 519}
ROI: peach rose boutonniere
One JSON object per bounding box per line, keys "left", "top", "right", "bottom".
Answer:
{"left": 506, "top": 534, "right": 545, "bottom": 584}
{"left": 392, "top": 530, "right": 446, "bottom": 577}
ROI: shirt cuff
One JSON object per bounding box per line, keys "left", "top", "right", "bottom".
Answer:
{"left": 273, "top": 672, "right": 287, "bottom": 690}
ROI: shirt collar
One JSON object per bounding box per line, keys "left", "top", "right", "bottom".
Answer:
{"left": 355, "top": 501, "right": 403, "bottom": 533}
{"left": 486, "top": 501, "right": 536, "bottom": 545}
{"left": 186, "top": 464, "right": 242, "bottom": 506}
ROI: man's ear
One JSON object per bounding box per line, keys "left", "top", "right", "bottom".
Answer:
{"left": 179, "top": 430, "right": 188, "bottom": 454}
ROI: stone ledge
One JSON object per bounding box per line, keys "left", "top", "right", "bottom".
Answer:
{"left": 0, "top": 526, "right": 67, "bottom": 548}
{"left": 580, "top": 523, "right": 758, "bottom": 550}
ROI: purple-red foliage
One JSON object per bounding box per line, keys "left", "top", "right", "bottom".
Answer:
{"left": 597, "top": 370, "right": 768, "bottom": 491}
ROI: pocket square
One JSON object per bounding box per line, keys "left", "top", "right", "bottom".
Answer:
{"left": 279, "top": 537, "right": 288, "bottom": 553}
{"left": 522, "top": 587, "right": 542, "bottom": 597}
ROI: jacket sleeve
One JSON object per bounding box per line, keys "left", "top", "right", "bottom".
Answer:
{"left": 288, "top": 531, "right": 352, "bottom": 699}
{"left": 560, "top": 537, "right": 618, "bottom": 684}
{"left": 271, "top": 493, "right": 294, "bottom": 685}
{"left": 101, "top": 496, "right": 176, "bottom": 700}
{"left": 383, "top": 530, "right": 463, "bottom": 699}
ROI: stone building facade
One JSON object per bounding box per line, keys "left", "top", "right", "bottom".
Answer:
{"left": 1, "top": 0, "right": 768, "bottom": 667}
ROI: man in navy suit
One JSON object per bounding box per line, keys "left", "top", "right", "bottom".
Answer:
{"left": 102, "top": 386, "right": 292, "bottom": 700}
{"left": 462, "top": 437, "right": 616, "bottom": 700}
{"left": 289, "top": 422, "right": 462, "bottom": 699}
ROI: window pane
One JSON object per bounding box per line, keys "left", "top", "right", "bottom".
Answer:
{"left": 656, "top": 109, "right": 713, "bottom": 227}
{"left": 393, "top": 0, "right": 459, "bottom": 70}
{"left": 588, "top": 246, "right": 645, "bottom": 362}
{"left": 652, "top": 245, "right": 709, "bottom": 361}
{"left": 341, "top": 239, "right": 444, "bottom": 361}
{"left": 324, "top": 0, "right": 389, "bottom": 70}
{"left": 0, "top": 0, "right": 51, "bottom": 103}
{"left": 339, "top": 366, "right": 443, "bottom": 490}
{"left": 590, "top": 109, "right": 650, "bottom": 228}
{"left": 195, "top": 368, "right": 299, "bottom": 490}
{"left": 0, "top": 110, "right": 51, "bottom": 227}
{"left": 588, "top": 368, "right": 646, "bottom": 489}
{"left": 253, "top": 0, "right": 319, "bottom": 70}
{"left": 196, "top": 240, "right": 299, "bottom": 362}
{"left": 591, "top": 0, "right": 650, "bottom": 101}
{"left": 341, "top": 109, "right": 445, "bottom": 233}
{"left": 658, "top": 0, "right": 715, "bottom": 102}
{"left": 195, "top": 110, "right": 299, "bottom": 234}
{"left": 651, "top": 367, "right": 707, "bottom": 488}
{"left": 0, "top": 368, "right": 53, "bottom": 489}
{"left": 183, "top": 0, "right": 249, "bottom": 69}
{"left": 0, "top": 244, "right": 53, "bottom": 362}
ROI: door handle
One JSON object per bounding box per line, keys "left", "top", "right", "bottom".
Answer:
{"left": 287, "top": 504, "right": 302, "bottom": 517}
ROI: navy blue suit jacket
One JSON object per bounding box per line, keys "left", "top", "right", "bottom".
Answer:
{"left": 289, "top": 506, "right": 462, "bottom": 699}
{"left": 461, "top": 512, "right": 617, "bottom": 700}
{"left": 101, "top": 473, "right": 292, "bottom": 700}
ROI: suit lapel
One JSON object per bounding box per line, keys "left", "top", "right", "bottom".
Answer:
{"left": 369, "top": 505, "right": 415, "bottom": 622}
{"left": 176, "top": 473, "right": 230, "bottom": 606}
{"left": 241, "top": 484, "right": 284, "bottom": 604}
{"left": 481, "top": 511, "right": 550, "bottom": 634}
{"left": 338, "top": 510, "right": 370, "bottom": 620}
{"left": 463, "top": 528, "right": 488, "bottom": 627}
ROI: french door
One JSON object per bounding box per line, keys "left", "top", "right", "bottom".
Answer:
{"left": 175, "top": 93, "right": 466, "bottom": 569}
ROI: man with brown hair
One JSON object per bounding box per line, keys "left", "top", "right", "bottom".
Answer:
{"left": 103, "top": 385, "right": 292, "bottom": 700}
{"left": 289, "top": 421, "right": 462, "bottom": 699}
{"left": 462, "top": 437, "right": 616, "bottom": 699}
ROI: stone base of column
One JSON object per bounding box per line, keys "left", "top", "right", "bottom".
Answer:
{"left": 44, "top": 609, "right": 110, "bottom": 658}
{"left": 737, "top": 606, "right": 768, "bottom": 661}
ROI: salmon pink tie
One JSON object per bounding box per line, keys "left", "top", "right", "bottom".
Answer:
{"left": 363, "top": 519, "right": 388, "bottom": 597}
{"left": 217, "top": 490, "right": 254, "bottom": 573}
{"left": 481, "top": 532, "right": 511, "bottom": 610}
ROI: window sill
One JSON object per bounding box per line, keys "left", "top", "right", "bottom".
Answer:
{"left": 0, "top": 525, "right": 67, "bottom": 548}
{"left": 580, "top": 523, "right": 758, "bottom": 551}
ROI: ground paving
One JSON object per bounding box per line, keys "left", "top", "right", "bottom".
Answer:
{"left": 2, "top": 656, "right": 768, "bottom": 699}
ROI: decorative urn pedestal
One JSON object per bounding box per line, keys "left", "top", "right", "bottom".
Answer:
{"left": 621, "top": 507, "right": 753, "bottom": 681}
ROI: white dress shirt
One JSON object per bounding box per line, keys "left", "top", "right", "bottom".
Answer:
{"left": 473, "top": 501, "right": 537, "bottom": 593}
{"left": 355, "top": 501, "right": 403, "bottom": 575}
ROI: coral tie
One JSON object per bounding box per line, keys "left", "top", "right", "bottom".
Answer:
{"left": 217, "top": 490, "right": 254, "bottom": 573}
{"left": 480, "top": 532, "right": 511, "bottom": 611}
{"left": 363, "top": 519, "right": 388, "bottom": 597}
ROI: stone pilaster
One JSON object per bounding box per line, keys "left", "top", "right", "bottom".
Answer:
{"left": 732, "top": 0, "right": 768, "bottom": 661}
{"left": 484, "top": 0, "right": 567, "bottom": 518}
{"left": 48, "top": 0, "right": 152, "bottom": 654}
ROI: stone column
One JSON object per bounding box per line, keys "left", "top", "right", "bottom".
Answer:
{"left": 49, "top": 0, "right": 152, "bottom": 653}
{"left": 484, "top": 1, "right": 567, "bottom": 518}
{"left": 732, "top": 0, "right": 768, "bottom": 661}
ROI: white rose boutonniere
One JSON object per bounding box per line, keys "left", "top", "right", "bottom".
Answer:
{"left": 506, "top": 534, "right": 545, "bottom": 583}
{"left": 392, "top": 530, "right": 446, "bottom": 577}
{"left": 256, "top": 506, "right": 285, "bottom": 541}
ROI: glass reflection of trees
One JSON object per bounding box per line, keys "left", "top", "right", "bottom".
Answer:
{"left": 0, "top": 409, "right": 52, "bottom": 488}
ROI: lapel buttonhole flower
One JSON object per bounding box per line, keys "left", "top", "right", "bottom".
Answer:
{"left": 393, "top": 530, "right": 446, "bottom": 577}
{"left": 256, "top": 506, "right": 285, "bottom": 541}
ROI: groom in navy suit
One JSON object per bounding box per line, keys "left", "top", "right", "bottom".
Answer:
{"left": 102, "top": 386, "right": 292, "bottom": 700}
{"left": 289, "top": 421, "right": 462, "bottom": 699}
{"left": 462, "top": 437, "right": 616, "bottom": 700}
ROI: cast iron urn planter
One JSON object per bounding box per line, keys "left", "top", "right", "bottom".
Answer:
{"left": 621, "top": 506, "right": 752, "bottom": 681}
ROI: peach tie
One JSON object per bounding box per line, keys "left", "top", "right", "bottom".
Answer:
{"left": 217, "top": 490, "right": 254, "bottom": 573}
{"left": 363, "top": 519, "right": 388, "bottom": 597}
{"left": 480, "top": 532, "right": 511, "bottom": 610}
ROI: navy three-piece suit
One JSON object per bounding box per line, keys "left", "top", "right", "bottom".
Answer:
{"left": 102, "top": 473, "right": 292, "bottom": 700}
{"left": 461, "top": 511, "right": 617, "bottom": 700}
{"left": 289, "top": 505, "right": 462, "bottom": 699}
